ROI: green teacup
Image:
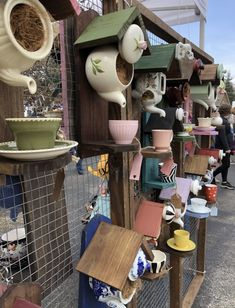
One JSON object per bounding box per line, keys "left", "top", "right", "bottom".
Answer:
{"left": 6, "top": 118, "right": 61, "bottom": 150}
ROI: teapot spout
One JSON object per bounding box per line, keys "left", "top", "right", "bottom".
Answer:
{"left": 142, "top": 103, "right": 166, "bottom": 117}
{"left": 0, "top": 69, "right": 37, "bottom": 94}
{"left": 99, "top": 91, "right": 126, "bottom": 108}
{"left": 194, "top": 99, "right": 209, "bottom": 110}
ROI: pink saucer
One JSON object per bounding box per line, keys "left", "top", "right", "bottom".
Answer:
{"left": 194, "top": 126, "right": 215, "bottom": 131}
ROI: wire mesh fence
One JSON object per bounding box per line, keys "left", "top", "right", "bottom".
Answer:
{"left": 0, "top": 1, "right": 204, "bottom": 307}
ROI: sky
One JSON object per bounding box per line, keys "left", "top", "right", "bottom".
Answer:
{"left": 172, "top": 0, "right": 235, "bottom": 82}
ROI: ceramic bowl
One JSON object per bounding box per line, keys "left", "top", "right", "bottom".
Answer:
{"left": 183, "top": 123, "right": 195, "bottom": 133}
{"left": 197, "top": 117, "right": 212, "bottom": 127}
{"left": 109, "top": 120, "right": 138, "bottom": 144}
{"left": 6, "top": 117, "right": 61, "bottom": 150}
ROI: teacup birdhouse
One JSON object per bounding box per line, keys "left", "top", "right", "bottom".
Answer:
{"left": 132, "top": 72, "right": 166, "bottom": 116}
{"left": 75, "top": 7, "right": 150, "bottom": 108}
{"left": 0, "top": 0, "right": 54, "bottom": 93}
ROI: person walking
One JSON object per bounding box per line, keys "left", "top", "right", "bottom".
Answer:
{"left": 212, "top": 103, "right": 235, "bottom": 189}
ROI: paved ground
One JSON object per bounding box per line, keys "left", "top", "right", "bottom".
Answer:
{"left": 193, "top": 163, "right": 235, "bottom": 308}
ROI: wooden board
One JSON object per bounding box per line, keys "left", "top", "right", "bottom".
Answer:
{"left": 182, "top": 274, "right": 204, "bottom": 308}
{"left": 200, "top": 64, "right": 220, "bottom": 84}
{"left": 184, "top": 155, "right": 209, "bottom": 176}
{"left": 0, "top": 82, "right": 23, "bottom": 143}
{"left": 141, "top": 148, "right": 172, "bottom": 160}
{"left": 133, "top": 200, "right": 163, "bottom": 238}
{"left": 39, "top": 0, "right": 80, "bottom": 20}
{"left": 73, "top": 11, "right": 110, "bottom": 155}
{"left": 76, "top": 222, "right": 144, "bottom": 290}
{"left": 0, "top": 153, "right": 71, "bottom": 176}
{"left": 0, "top": 283, "right": 41, "bottom": 308}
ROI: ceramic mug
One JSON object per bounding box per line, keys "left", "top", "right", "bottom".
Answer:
{"left": 147, "top": 250, "right": 166, "bottom": 274}
{"left": 152, "top": 129, "right": 173, "bottom": 152}
{"left": 128, "top": 248, "right": 150, "bottom": 281}
{"left": 175, "top": 108, "right": 189, "bottom": 121}
{"left": 159, "top": 163, "right": 177, "bottom": 184}
{"left": 204, "top": 184, "right": 218, "bottom": 203}
{"left": 174, "top": 229, "right": 190, "bottom": 248}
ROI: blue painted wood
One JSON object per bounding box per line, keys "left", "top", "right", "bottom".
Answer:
{"left": 141, "top": 112, "right": 176, "bottom": 191}
{"left": 78, "top": 215, "right": 111, "bottom": 308}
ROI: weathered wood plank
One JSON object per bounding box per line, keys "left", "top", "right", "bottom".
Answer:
{"left": 76, "top": 222, "right": 144, "bottom": 290}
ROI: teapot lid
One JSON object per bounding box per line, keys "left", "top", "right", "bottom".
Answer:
{"left": 118, "top": 24, "right": 146, "bottom": 64}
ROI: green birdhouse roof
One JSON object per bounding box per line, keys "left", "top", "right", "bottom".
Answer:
{"left": 74, "top": 6, "right": 150, "bottom": 54}
{"left": 134, "top": 44, "right": 177, "bottom": 72}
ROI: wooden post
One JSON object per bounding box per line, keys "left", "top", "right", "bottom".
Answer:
{"left": 197, "top": 218, "right": 207, "bottom": 273}
{"left": 0, "top": 81, "right": 23, "bottom": 142}
{"left": 170, "top": 255, "right": 183, "bottom": 308}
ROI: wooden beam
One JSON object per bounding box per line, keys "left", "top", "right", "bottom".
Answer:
{"left": 197, "top": 218, "right": 207, "bottom": 273}
{"left": 182, "top": 274, "right": 205, "bottom": 308}
{"left": 132, "top": 0, "right": 214, "bottom": 64}
{"left": 170, "top": 255, "right": 183, "bottom": 308}
{"left": 132, "top": 0, "right": 183, "bottom": 43}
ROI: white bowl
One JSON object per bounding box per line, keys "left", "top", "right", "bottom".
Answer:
{"left": 190, "top": 198, "right": 207, "bottom": 208}
{"left": 197, "top": 117, "right": 212, "bottom": 127}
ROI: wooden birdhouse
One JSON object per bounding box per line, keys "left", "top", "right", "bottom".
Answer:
{"left": 76, "top": 222, "right": 153, "bottom": 290}
{"left": 134, "top": 42, "right": 194, "bottom": 81}
{"left": 200, "top": 64, "right": 225, "bottom": 85}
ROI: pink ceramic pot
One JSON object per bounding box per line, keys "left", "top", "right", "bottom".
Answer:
{"left": 109, "top": 120, "right": 138, "bottom": 144}
{"left": 152, "top": 129, "right": 173, "bottom": 151}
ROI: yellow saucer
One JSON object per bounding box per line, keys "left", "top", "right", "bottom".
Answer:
{"left": 167, "top": 238, "right": 196, "bottom": 252}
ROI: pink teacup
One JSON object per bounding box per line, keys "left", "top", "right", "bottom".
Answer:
{"left": 109, "top": 120, "right": 138, "bottom": 144}
{"left": 152, "top": 129, "right": 173, "bottom": 152}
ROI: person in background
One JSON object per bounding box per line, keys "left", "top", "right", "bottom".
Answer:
{"left": 212, "top": 103, "right": 235, "bottom": 189}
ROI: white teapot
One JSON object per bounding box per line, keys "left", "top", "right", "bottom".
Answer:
{"left": 211, "top": 112, "right": 223, "bottom": 126}
{"left": 86, "top": 45, "right": 134, "bottom": 108}
{"left": 162, "top": 202, "right": 185, "bottom": 228}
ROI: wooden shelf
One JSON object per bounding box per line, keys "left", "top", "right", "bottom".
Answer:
{"left": 158, "top": 241, "right": 196, "bottom": 258}
{"left": 78, "top": 141, "right": 139, "bottom": 155}
{"left": 0, "top": 153, "right": 71, "bottom": 176}
{"left": 142, "top": 268, "right": 171, "bottom": 281}
{"left": 141, "top": 148, "right": 172, "bottom": 160}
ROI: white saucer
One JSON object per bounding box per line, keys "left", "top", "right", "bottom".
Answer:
{"left": 0, "top": 140, "right": 78, "bottom": 161}
{"left": 187, "top": 204, "right": 211, "bottom": 214}
{"left": 194, "top": 126, "right": 215, "bottom": 131}
{"left": 1, "top": 228, "right": 26, "bottom": 242}
{"left": 176, "top": 132, "right": 190, "bottom": 137}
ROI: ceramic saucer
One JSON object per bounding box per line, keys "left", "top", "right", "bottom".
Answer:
{"left": 187, "top": 204, "right": 211, "bottom": 214}
{"left": 194, "top": 126, "right": 215, "bottom": 131}
{"left": 0, "top": 140, "right": 78, "bottom": 161}
{"left": 167, "top": 238, "right": 196, "bottom": 252}
{"left": 176, "top": 132, "right": 189, "bottom": 137}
